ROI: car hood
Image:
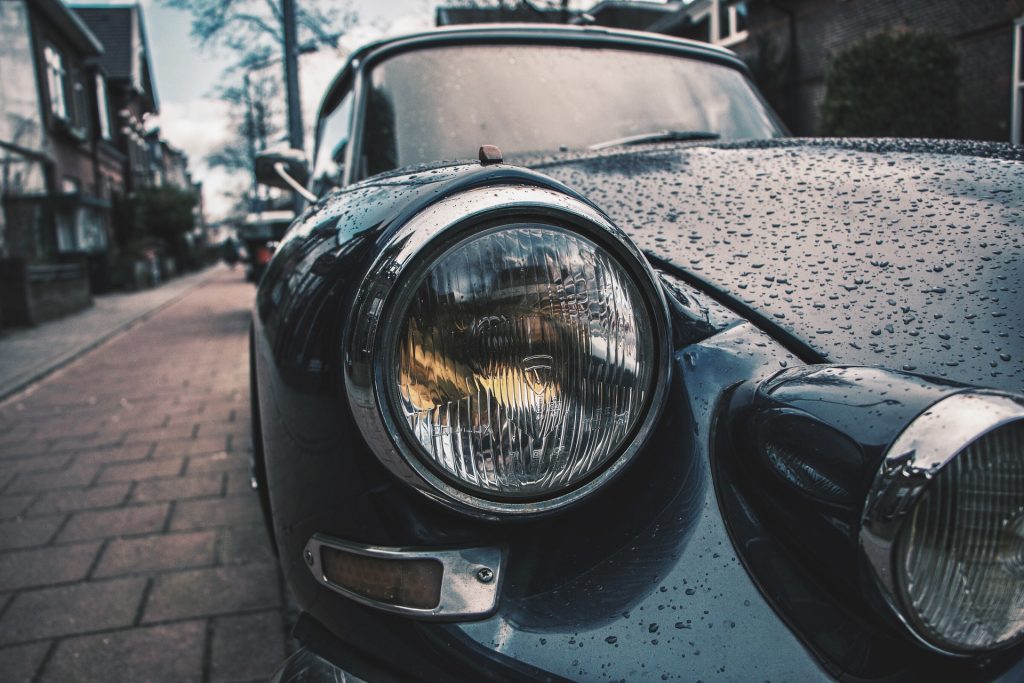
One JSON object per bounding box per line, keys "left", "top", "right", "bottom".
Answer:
{"left": 529, "top": 139, "right": 1024, "bottom": 392}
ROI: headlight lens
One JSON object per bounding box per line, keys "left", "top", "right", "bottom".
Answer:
{"left": 897, "top": 421, "right": 1024, "bottom": 652}
{"left": 387, "top": 224, "right": 656, "bottom": 499}
{"left": 862, "top": 392, "right": 1024, "bottom": 654}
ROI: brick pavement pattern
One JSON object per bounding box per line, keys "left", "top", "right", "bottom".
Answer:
{"left": 0, "top": 271, "right": 289, "bottom": 683}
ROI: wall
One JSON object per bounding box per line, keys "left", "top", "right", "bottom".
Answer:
{"left": 0, "top": 0, "right": 47, "bottom": 259}
{"left": 732, "top": 0, "right": 1023, "bottom": 139}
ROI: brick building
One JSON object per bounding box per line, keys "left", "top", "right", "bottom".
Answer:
{"left": 0, "top": 0, "right": 121, "bottom": 263}
{"left": 72, "top": 4, "right": 159, "bottom": 194}
{"left": 663, "top": 0, "right": 1024, "bottom": 141}
{"left": 0, "top": 0, "right": 201, "bottom": 325}
{"left": 0, "top": 0, "right": 122, "bottom": 322}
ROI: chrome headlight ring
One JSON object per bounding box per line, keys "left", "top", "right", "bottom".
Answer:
{"left": 345, "top": 184, "right": 671, "bottom": 518}
{"left": 861, "top": 390, "right": 1024, "bottom": 655}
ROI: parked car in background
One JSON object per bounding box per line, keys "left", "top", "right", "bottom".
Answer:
{"left": 250, "top": 24, "right": 1024, "bottom": 682}
{"left": 237, "top": 210, "right": 293, "bottom": 283}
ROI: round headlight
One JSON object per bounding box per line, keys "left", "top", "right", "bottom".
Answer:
{"left": 346, "top": 185, "right": 670, "bottom": 516}
{"left": 388, "top": 224, "right": 655, "bottom": 499}
{"left": 862, "top": 392, "right": 1024, "bottom": 654}
{"left": 898, "top": 420, "right": 1024, "bottom": 651}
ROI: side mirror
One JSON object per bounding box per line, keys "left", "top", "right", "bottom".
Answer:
{"left": 255, "top": 148, "right": 313, "bottom": 200}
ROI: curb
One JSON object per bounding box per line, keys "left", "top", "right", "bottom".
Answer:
{"left": 0, "top": 266, "right": 226, "bottom": 405}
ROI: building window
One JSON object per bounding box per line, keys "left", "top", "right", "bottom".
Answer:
{"left": 44, "top": 44, "right": 68, "bottom": 119}
{"left": 714, "top": 1, "right": 749, "bottom": 47}
{"left": 71, "top": 71, "right": 88, "bottom": 130}
{"left": 96, "top": 74, "right": 112, "bottom": 139}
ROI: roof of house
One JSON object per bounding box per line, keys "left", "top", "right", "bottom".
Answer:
{"left": 71, "top": 4, "right": 158, "bottom": 111}
{"left": 31, "top": 0, "right": 104, "bottom": 56}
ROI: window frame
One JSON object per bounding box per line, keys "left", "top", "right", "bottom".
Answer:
{"left": 311, "top": 81, "right": 355, "bottom": 193}
{"left": 44, "top": 42, "right": 68, "bottom": 120}
{"left": 96, "top": 73, "right": 112, "bottom": 140}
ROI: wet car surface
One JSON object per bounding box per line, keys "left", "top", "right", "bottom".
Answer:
{"left": 533, "top": 138, "right": 1024, "bottom": 390}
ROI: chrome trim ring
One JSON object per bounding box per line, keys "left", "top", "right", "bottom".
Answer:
{"left": 304, "top": 534, "right": 503, "bottom": 620}
{"left": 860, "top": 390, "right": 1024, "bottom": 655}
{"left": 344, "top": 183, "right": 672, "bottom": 518}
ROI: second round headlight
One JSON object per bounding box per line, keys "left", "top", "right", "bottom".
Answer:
{"left": 896, "top": 419, "right": 1024, "bottom": 652}
{"left": 384, "top": 223, "right": 656, "bottom": 500}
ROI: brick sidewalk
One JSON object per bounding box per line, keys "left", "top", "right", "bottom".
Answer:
{"left": 0, "top": 270, "right": 290, "bottom": 683}
{"left": 0, "top": 265, "right": 225, "bottom": 401}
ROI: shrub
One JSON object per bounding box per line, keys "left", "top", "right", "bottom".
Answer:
{"left": 133, "top": 186, "right": 198, "bottom": 243}
{"left": 818, "top": 30, "right": 960, "bottom": 138}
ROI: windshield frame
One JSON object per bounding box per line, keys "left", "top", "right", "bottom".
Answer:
{"left": 314, "top": 26, "right": 783, "bottom": 187}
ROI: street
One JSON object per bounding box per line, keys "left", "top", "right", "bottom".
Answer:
{"left": 0, "top": 270, "right": 289, "bottom": 682}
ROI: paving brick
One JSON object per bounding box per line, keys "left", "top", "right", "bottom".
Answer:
{"left": 7, "top": 463, "right": 99, "bottom": 494}
{"left": 119, "top": 426, "right": 196, "bottom": 445}
{"left": 229, "top": 432, "right": 254, "bottom": 452}
{"left": 130, "top": 474, "right": 223, "bottom": 503}
{"left": 0, "top": 542, "right": 101, "bottom": 591}
{"left": 194, "top": 423, "right": 249, "bottom": 442}
{"left": 27, "top": 483, "right": 130, "bottom": 516}
{"left": 93, "top": 531, "right": 217, "bottom": 578}
{"left": 27, "top": 421, "right": 97, "bottom": 442}
{"left": 0, "top": 640, "right": 50, "bottom": 683}
{"left": 143, "top": 563, "right": 280, "bottom": 622}
{"left": 0, "top": 439, "right": 51, "bottom": 460}
{"left": 105, "top": 410, "right": 168, "bottom": 428}
{"left": 186, "top": 451, "right": 246, "bottom": 476}
{"left": 0, "top": 515, "right": 63, "bottom": 550}
{"left": 96, "top": 457, "right": 184, "bottom": 483}
{"left": 40, "top": 621, "right": 205, "bottom": 683}
{"left": 210, "top": 611, "right": 286, "bottom": 682}
{"left": 217, "top": 525, "right": 276, "bottom": 565}
{"left": 0, "top": 453, "right": 73, "bottom": 474}
{"left": 0, "top": 577, "right": 146, "bottom": 644}
{"left": 160, "top": 404, "right": 206, "bottom": 422}
{"left": 70, "top": 445, "right": 152, "bottom": 467}
{"left": 48, "top": 434, "right": 123, "bottom": 454}
{"left": 57, "top": 504, "right": 169, "bottom": 543}
{"left": 224, "top": 469, "right": 254, "bottom": 497}
{"left": 0, "top": 493, "right": 36, "bottom": 520}
{"left": 170, "top": 496, "right": 261, "bottom": 531}
{"left": 154, "top": 436, "right": 230, "bottom": 459}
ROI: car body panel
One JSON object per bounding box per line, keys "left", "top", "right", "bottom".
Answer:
{"left": 531, "top": 138, "right": 1024, "bottom": 391}
{"left": 251, "top": 24, "right": 1024, "bottom": 682}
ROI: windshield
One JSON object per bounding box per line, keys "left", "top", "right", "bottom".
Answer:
{"left": 341, "top": 43, "right": 781, "bottom": 178}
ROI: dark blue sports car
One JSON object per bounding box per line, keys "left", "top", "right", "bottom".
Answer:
{"left": 251, "top": 24, "right": 1024, "bottom": 682}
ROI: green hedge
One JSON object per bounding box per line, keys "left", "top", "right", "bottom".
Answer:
{"left": 818, "top": 30, "right": 960, "bottom": 138}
